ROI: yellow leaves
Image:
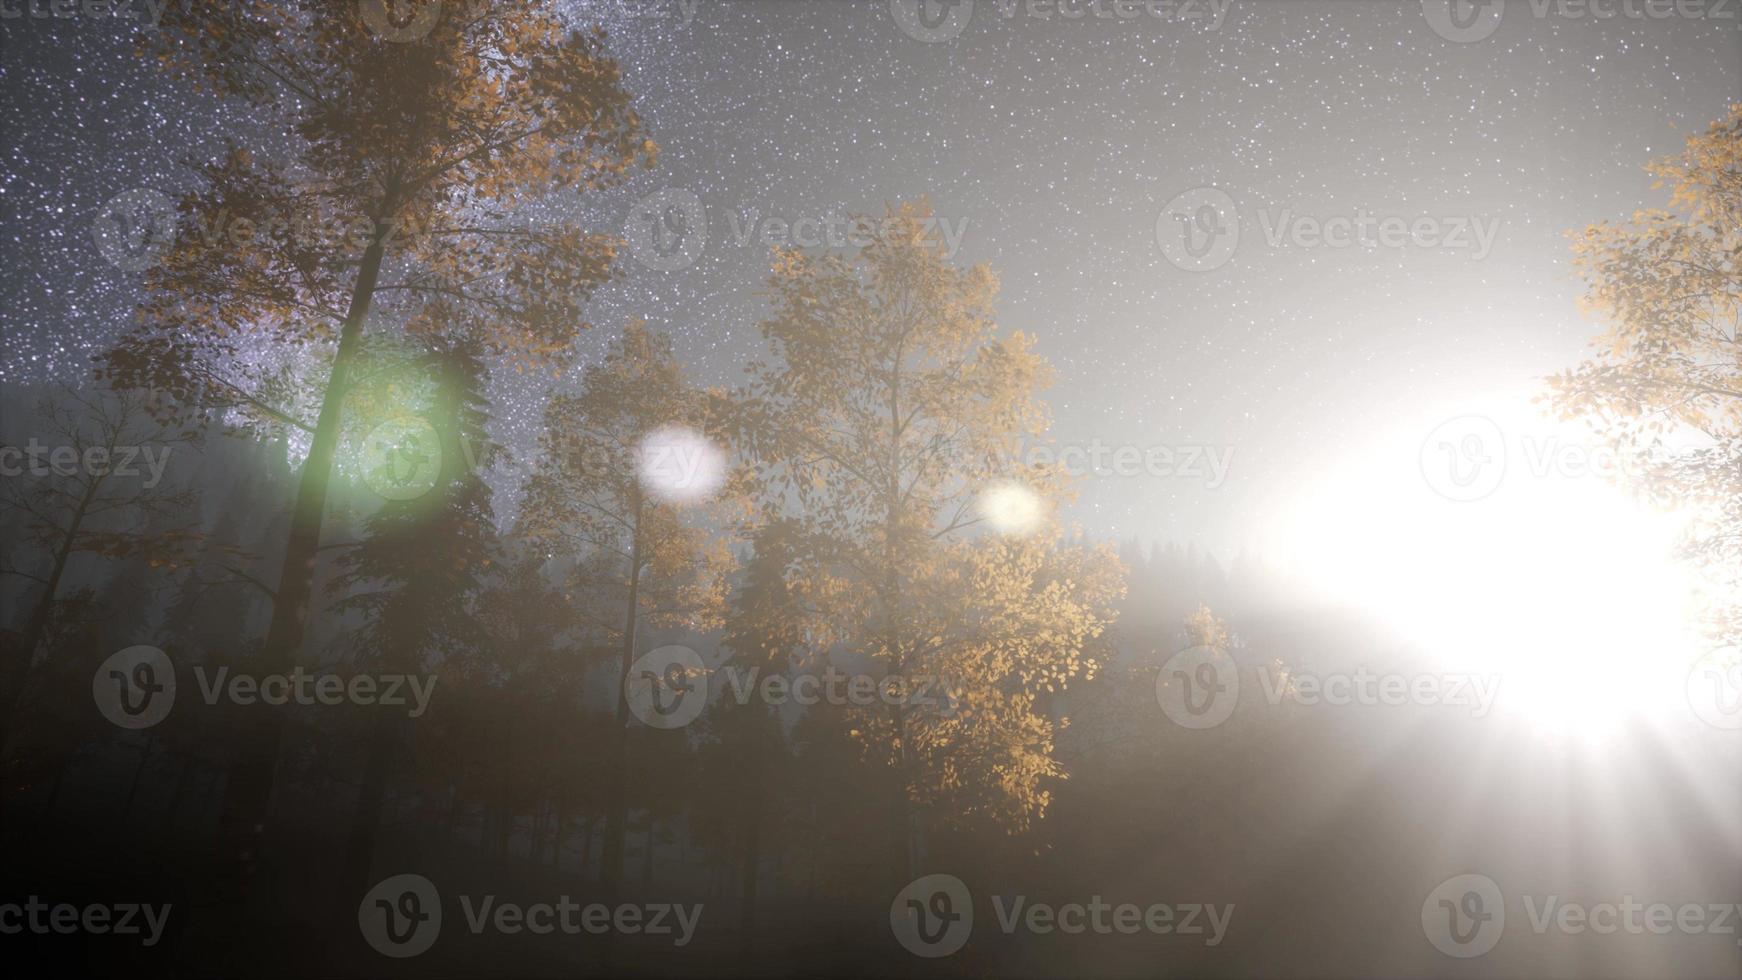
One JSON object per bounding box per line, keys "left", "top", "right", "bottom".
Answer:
{"left": 1548, "top": 107, "right": 1742, "bottom": 651}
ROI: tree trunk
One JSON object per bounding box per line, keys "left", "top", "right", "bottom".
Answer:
{"left": 577, "top": 812, "right": 594, "bottom": 880}
{"left": 549, "top": 798, "right": 565, "bottom": 869}
{"left": 42, "top": 761, "right": 65, "bottom": 818}
{"left": 890, "top": 701, "right": 913, "bottom": 888}
{"left": 0, "top": 472, "right": 101, "bottom": 752}
{"left": 885, "top": 348, "right": 916, "bottom": 889}
{"left": 806, "top": 799, "right": 819, "bottom": 901}
{"left": 121, "top": 734, "right": 157, "bottom": 821}
{"left": 641, "top": 815, "right": 655, "bottom": 886}
{"left": 533, "top": 801, "right": 547, "bottom": 863}
{"left": 600, "top": 490, "right": 644, "bottom": 968}
{"left": 439, "top": 784, "right": 459, "bottom": 844}
{"left": 162, "top": 755, "right": 192, "bottom": 836}
{"left": 738, "top": 709, "right": 766, "bottom": 968}
{"left": 341, "top": 707, "right": 398, "bottom": 902}
{"left": 217, "top": 225, "right": 390, "bottom": 885}
{"left": 738, "top": 794, "right": 762, "bottom": 964}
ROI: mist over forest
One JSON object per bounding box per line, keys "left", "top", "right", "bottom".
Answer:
{"left": 0, "top": 2, "right": 1738, "bottom": 977}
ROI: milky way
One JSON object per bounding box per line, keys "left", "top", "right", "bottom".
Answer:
{"left": 3, "top": 1, "right": 1736, "bottom": 549}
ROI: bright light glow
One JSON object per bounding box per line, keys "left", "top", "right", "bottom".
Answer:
{"left": 1261, "top": 395, "right": 1702, "bottom": 737}
{"left": 636, "top": 424, "right": 726, "bottom": 505}
{"left": 979, "top": 481, "right": 1044, "bottom": 536}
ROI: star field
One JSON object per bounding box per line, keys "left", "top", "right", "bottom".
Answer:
{"left": 2, "top": 0, "right": 1737, "bottom": 551}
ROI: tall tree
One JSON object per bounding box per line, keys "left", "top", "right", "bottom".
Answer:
{"left": 1546, "top": 103, "right": 1742, "bottom": 646}
{"left": 324, "top": 340, "right": 498, "bottom": 902}
{"left": 715, "top": 521, "right": 805, "bottom": 965}
{"left": 0, "top": 385, "right": 196, "bottom": 751}
{"left": 517, "top": 321, "right": 739, "bottom": 920}
{"left": 96, "top": 1, "right": 654, "bottom": 871}
{"left": 733, "top": 200, "right": 1126, "bottom": 886}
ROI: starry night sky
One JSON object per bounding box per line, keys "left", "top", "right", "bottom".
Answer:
{"left": 2, "top": 1, "right": 1737, "bottom": 553}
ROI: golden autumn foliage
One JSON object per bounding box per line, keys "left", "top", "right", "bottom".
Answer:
{"left": 732, "top": 200, "right": 1127, "bottom": 841}
{"left": 518, "top": 321, "right": 740, "bottom": 641}
{"left": 1546, "top": 104, "right": 1742, "bottom": 644}
{"left": 515, "top": 320, "right": 743, "bottom": 901}
{"left": 89, "top": 0, "right": 657, "bottom": 871}
{"left": 101, "top": 0, "right": 654, "bottom": 424}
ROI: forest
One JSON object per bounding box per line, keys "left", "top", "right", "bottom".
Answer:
{"left": 0, "top": 3, "right": 1737, "bottom": 978}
